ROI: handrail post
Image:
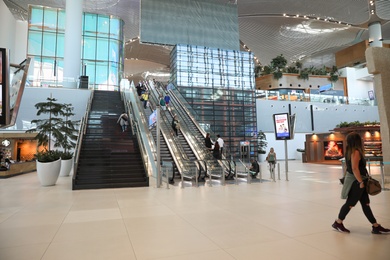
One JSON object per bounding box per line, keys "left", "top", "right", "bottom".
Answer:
{"left": 235, "top": 165, "right": 238, "bottom": 185}
{"left": 380, "top": 161, "right": 385, "bottom": 191}
{"left": 195, "top": 162, "right": 199, "bottom": 187}
{"left": 181, "top": 170, "right": 184, "bottom": 189}
{"left": 222, "top": 163, "right": 226, "bottom": 186}
{"left": 259, "top": 165, "right": 262, "bottom": 183}
{"left": 368, "top": 158, "right": 371, "bottom": 175}
{"left": 208, "top": 169, "right": 212, "bottom": 187}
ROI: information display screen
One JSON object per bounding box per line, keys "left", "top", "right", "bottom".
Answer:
{"left": 273, "top": 113, "right": 291, "bottom": 140}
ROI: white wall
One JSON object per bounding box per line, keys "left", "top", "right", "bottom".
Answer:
{"left": 0, "top": 1, "right": 17, "bottom": 63}
{"left": 340, "top": 67, "right": 374, "bottom": 99}
{"left": 4, "top": 87, "right": 91, "bottom": 131}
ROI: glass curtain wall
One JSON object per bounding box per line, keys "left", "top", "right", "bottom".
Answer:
{"left": 171, "top": 44, "right": 257, "bottom": 158}
{"left": 27, "top": 6, "right": 124, "bottom": 90}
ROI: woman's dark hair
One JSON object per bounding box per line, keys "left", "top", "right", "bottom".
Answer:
{"left": 345, "top": 132, "right": 364, "bottom": 160}
{"left": 206, "top": 133, "right": 210, "bottom": 138}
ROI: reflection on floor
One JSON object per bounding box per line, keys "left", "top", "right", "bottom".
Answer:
{"left": 0, "top": 161, "right": 389, "bottom": 260}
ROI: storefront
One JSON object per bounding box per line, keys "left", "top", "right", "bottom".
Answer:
{"left": 0, "top": 132, "right": 37, "bottom": 178}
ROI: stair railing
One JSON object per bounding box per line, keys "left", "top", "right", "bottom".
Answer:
{"left": 123, "top": 96, "right": 151, "bottom": 179}
{"left": 145, "top": 81, "right": 195, "bottom": 180}
{"left": 73, "top": 90, "right": 94, "bottom": 179}
{"left": 121, "top": 86, "right": 158, "bottom": 179}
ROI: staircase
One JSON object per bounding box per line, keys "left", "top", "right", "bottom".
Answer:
{"left": 72, "top": 91, "right": 149, "bottom": 190}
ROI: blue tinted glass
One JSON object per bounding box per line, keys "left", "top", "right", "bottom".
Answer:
{"left": 56, "top": 34, "right": 64, "bottom": 58}
{"left": 56, "top": 59, "right": 64, "bottom": 81}
{"left": 84, "top": 61, "right": 96, "bottom": 84}
{"left": 96, "top": 38, "right": 109, "bottom": 60}
{"left": 42, "top": 32, "right": 57, "bottom": 56}
{"left": 109, "top": 18, "right": 120, "bottom": 39}
{"left": 108, "top": 62, "right": 118, "bottom": 86}
{"left": 28, "top": 31, "right": 42, "bottom": 55}
{"left": 109, "top": 40, "right": 119, "bottom": 62}
{"left": 97, "top": 15, "right": 109, "bottom": 37}
{"left": 84, "top": 13, "right": 97, "bottom": 36}
{"left": 30, "top": 6, "right": 43, "bottom": 30}
{"left": 43, "top": 8, "right": 58, "bottom": 32}
{"left": 95, "top": 61, "right": 108, "bottom": 84}
{"left": 58, "top": 10, "right": 66, "bottom": 32}
{"left": 83, "top": 36, "right": 96, "bottom": 60}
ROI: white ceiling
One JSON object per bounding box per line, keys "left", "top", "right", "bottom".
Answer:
{"left": 4, "top": 0, "right": 390, "bottom": 79}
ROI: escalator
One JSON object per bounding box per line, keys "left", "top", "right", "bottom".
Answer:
{"left": 152, "top": 83, "right": 232, "bottom": 181}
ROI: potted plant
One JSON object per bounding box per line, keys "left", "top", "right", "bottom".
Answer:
{"left": 35, "top": 149, "right": 62, "bottom": 186}
{"left": 58, "top": 103, "right": 79, "bottom": 177}
{"left": 27, "top": 96, "right": 68, "bottom": 185}
{"left": 257, "top": 130, "right": 268, "bottom": 162}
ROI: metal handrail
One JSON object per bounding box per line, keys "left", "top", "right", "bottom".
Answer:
{"left": 168, "top": 87, "right": 234, "bottom": 160}
{"left": 73, "top": 90, "right": 94, "bottom": 179}
{"left": 144, "top": 81, "right": 195, "bottom": 180}
{"left": 123, "top": 95, "right": 150, "bottom": 179}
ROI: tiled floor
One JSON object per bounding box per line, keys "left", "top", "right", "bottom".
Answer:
{"left": 0, "top": 161, "right": 389, "bottom": 260}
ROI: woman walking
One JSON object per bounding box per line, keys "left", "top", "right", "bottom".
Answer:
{"left": 332, "top": 132, "right": 389, "bottom": 234}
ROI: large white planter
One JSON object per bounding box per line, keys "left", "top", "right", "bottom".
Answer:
{"left": 36, "top": 159, "right": 61, "bottom": 186}
{"left": 59, "top": 157, "right": 74, "bottom": 177}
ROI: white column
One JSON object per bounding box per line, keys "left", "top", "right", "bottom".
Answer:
{"left": 63, "top": 0, "right": 83, "bottom": 88}
{"left": 368, "top": 22, "right": 383, "bottom": 48}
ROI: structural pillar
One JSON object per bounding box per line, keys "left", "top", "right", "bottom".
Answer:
{"left": 368, "top": 22, "right": 383, "bottom": 47}
{"left": 366, "top": 47, "right": 390, "bottom": 184}
{"left": 63, "top": 0, "right": 83, "bottom": 88}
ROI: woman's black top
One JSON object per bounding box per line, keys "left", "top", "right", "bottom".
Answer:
{"left": 346, "top": 151, "right": 368, "bottom": 177}
{"left": 205, "top": 137, "right": 212, "bottom": 148}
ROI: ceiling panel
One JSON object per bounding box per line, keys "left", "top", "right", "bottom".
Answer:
{"left": 4, "top": 0, "right": 390, "bottom": 73}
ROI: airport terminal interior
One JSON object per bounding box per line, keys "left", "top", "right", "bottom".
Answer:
{"left": 1, "top": 0, "right": 390, "bottom": 259}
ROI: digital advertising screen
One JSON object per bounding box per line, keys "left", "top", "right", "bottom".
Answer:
{"left": 273, "top": 113, "right": 291, "bottom": 140}
{"left": 324, "top": 140, "right": 343, "bottom": 160}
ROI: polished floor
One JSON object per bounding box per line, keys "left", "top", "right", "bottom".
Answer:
{"left": 0, "top": 161, "right": 389, "bottom": 260}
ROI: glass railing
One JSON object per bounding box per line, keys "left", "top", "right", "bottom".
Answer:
{"left": 255, "top": 90, "right": 377, "bottom": 106}
{"left": 144, "top": 81, "right": 195, "bottom": 178}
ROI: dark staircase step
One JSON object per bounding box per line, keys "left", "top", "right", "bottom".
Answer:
{"left": 73, "top": 90, "right": 148, "bottom": 190}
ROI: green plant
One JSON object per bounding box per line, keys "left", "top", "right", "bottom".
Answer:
{"left": 58, "top": 103, "right": 79, "bottom": 154}
{"left": 257, "top": 130, "right": 268, "bottom": 154}
{"left": 27, "top": 97, "right": 79, "bottom": 161}
{"left": 271, "top": 54, "right": 287, "bottom": 70}
{"left": 298, "top": 69, "right": 309, "bottom": 80}
{"left": 59, "top": 151, "right": 73, "bottom": 160}
{"left": 27, "top": 97, "right": 66, "bottom": 150}
{"left": 273, "top": 71, "right": 283, "bottom": 80}
{"left": 34, "top": 150, "right": 61, "bottom": 163}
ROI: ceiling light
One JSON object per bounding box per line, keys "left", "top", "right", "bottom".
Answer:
{"left": 296, "top": 14, "right": 299, "bottom": 17}
{"left": 283, "top": 13, "right": 286, "bottom": 16}
{"left": 317, "top": 17, "right": 320, "bottom": 20}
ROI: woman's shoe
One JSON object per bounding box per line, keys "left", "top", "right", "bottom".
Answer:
{"left": 372, "top": 225, "right": 390, "bottom": 234}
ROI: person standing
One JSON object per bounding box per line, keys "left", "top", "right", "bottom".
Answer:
{"left": 216, "top": 135, "right": 224, "bottom": 156}
{"left": 171, "top": 115, "right": 179, "bottom": 136}
{"left": 205, "top": 133, "right": 214, "bottom": 149}
{"left": 249, "top": 158, "right": 259, "bottom": 178}
{"left": 164, "top": 94, "right": 171, "bottom": 107}
{"left": 212, "top": 141, "right": 220, "bottom": 159}
{"left": 117, "top": 112, "right": 129, "bottom": 132}
{"left": 159, "top": 94, "right": 166, "bottom": 111}
{"left": 141, "top": 91, "right": 149, "bottom": 109}
{"left": 332, "top": 132, "right": 390, "bottom": 234}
